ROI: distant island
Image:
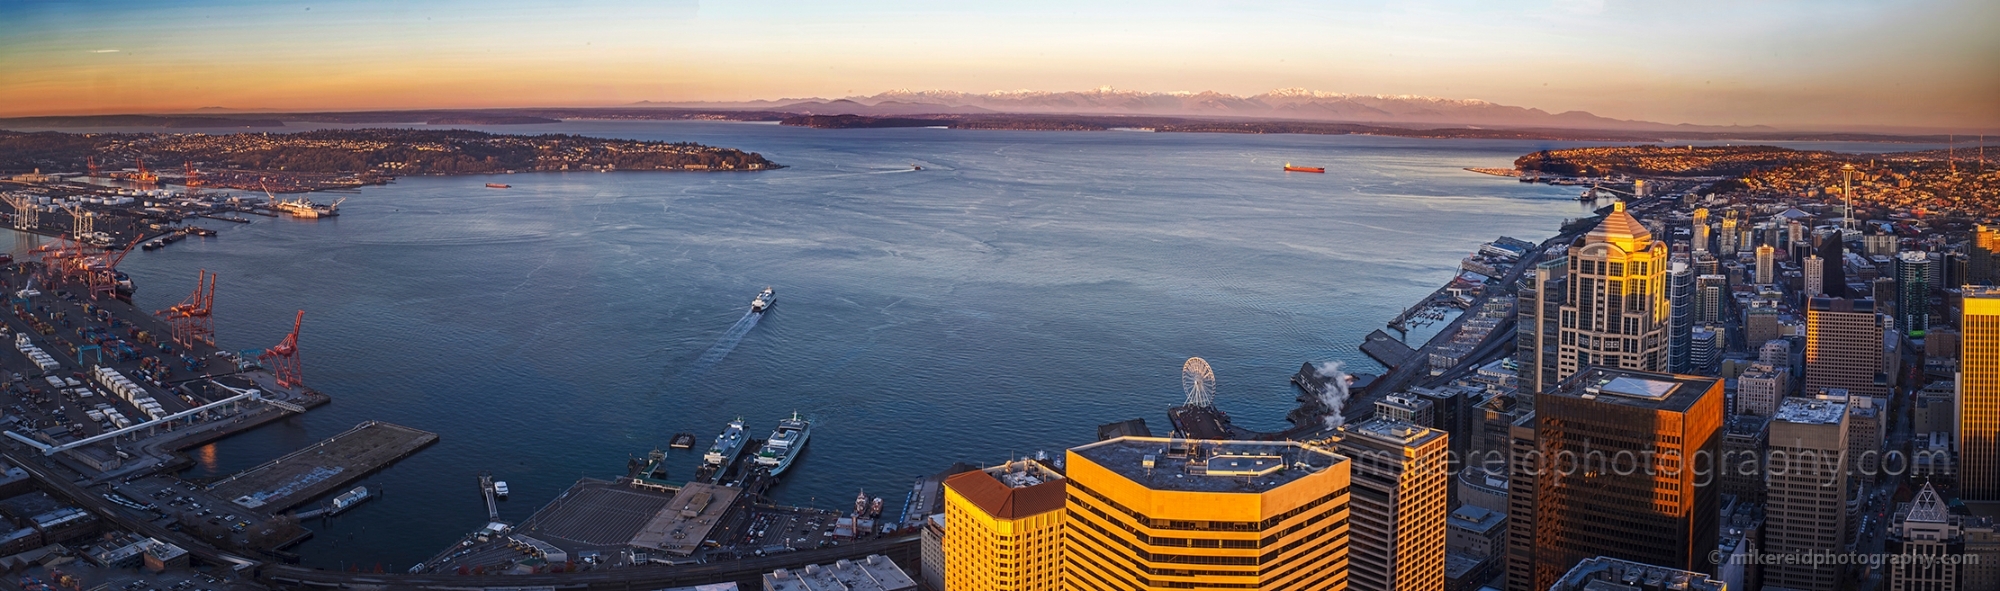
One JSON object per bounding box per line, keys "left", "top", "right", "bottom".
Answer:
{"left": 0, "top": 128, "right": 780, "bottom": 191}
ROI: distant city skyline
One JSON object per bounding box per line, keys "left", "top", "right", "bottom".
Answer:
{"left": 2, "top": 0, "right": 1997, "bottom": 130}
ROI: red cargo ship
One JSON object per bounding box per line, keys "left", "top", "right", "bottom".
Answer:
{"left": 1283, "top": 163, "right": 1325, "bottom": 173}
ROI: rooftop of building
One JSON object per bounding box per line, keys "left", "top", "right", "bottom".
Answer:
{"left": 1448, "top": 505, "right": 1505, "bottom": 534}
{"left": 1808, "top": 296, "right": 1876, "bottom": 313}
{"left": 1547, "top": 368, "right": 1717, "bottom": 413}
{"left": 942, "top": 459, "right": 1066, "bottom": 519}
{"left": 1773, "top": 397, "right": 1846, "bottom": 425}
{"left": 1724, "top": 414, "right": 1770, "bottom": 436}
{"left": 1069, "top": 436, "right": 1343, "bottom": 494}
{"left": 1582, "top": 202, "right": 1653, "bottom": 252}
{"left": 1338, "top": 417, "right": 1445, "bottom": 453}
{"left": 1549, "top": 556, "right": 1726, "bottom": 591}
{"left": 764, "top": 555, "right": 917, "bottom": 591}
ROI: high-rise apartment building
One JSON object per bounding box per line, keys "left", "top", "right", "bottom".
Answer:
{"left": 1805, "top": 254, "right": 1826, "bottom": 298}
{"left": 1668, "top": 257, "right": 1695, "bottom": 374}
{"left": 1805, "top": 297, "right": 1889, "bottom": 398}
{"left": 1524, "top": 368, "right": 1723, "bottom": 591}
{"left": 1766, "top": 398, "right": 1850, "bottom": 591}
{"left": 1334, "top": 418, "right": 1448, "bottom": 591}
{"left": 1063, "top": 437, "right": 1351, "bottom": 590}
{"left": 1517, "top": 255, "right": 1570, "bottom": 396}
{"left": 1756, "top": 244, "right": 1776, "bottom": 284}
{"left": 1719, "top": 213, "right": 1740, "bottom": 255}
{"left": 941, "top": 459, "right": 1067, "bottom": 591}
{"left": 1963, "top": 288, "right": 2000, "bottom": 501}
{"left": 1696, "top": 275, "right": 1728, "bottom": 324}
{"left": 1555, "top": 202, "right": 1670, "bottom": 383}
{"left": 1898, "top": 250, "right": 1934, "bottom": 336}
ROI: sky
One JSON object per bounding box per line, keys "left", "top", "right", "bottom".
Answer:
{"left": 2, "top": 0, "right": 1996, "bottom": 130}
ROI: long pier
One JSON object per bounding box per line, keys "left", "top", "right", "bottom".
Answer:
{"left": 206, "top": 421, "right": 437, "bottom": 514}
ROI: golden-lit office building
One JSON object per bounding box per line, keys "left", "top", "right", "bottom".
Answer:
{"left": 941, "top": 459, "right": 1068, "bottom": 591}
{"left": 1556, "top": 201, "right": 1671, "bottom": 383}
{"left": 1963, "top": 288, "right": 2000, "bottom": 501}
{"left": 1064, "top": 437, "right": 1352, "bottom": 591}
{"left": 1333, "top": 418, "right": 1448, "bottom": 591}
{"left": 1524, "top": 368, "right": 1724, "bottom": 591}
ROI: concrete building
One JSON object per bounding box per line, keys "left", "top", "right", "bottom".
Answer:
{"left": 1446, "top": 505, "right": 1505, "bottom": 560}
{"left": 1766, "top": 398, "right": 1850, "bottom": 591}
{"left": 1973, "top": 224, "right": 1999, "bottom": 286}
{"left": 1555, "top": 202, "right": 1671, "bottom": 382}
{"left": 1063, "top": 437, "right": 1351, "bottom": 591}
{"left": 1805, "top": 297, "right": 1889, "bottom": 399}
{"left": 1547, "top": 556, "right": 1726, "bottom": 591}
{"left": 765, "top": 555, "right": 919, "bottom": 591}
{"left": 1886, "top": 484, "right": 1960, "bottom": 591}
{"left": 1964, "top": 288, "right": 2000, "bottom": 501}
{"left": 1693, "top": 208, "right": 1712, "bottom": 254}
{"left": 920, "top": 514, "right": 944, "bottom": 591}
{"left": 1721, "top": 414, "right": 1770, "bottom": 504}
{"left": 1522, "top": 369, "right": 1723, "bottom": 591}
{"left": 1503, "top": 412, "right": 1538, "bottom": 591}
{"left": 1696, "top": 274, "right": 1728, "bottom": 324}
{"left": 1372, "top": 394, "right": 1434, "bottom": 428}
{"left": 1690, "top": 326, "right": 1719, "bottom": 374}
{"left": 1334, "top": 418, "right": 1448, "bottom": 591}
{"left": 1738, "top": 362, "right": 1788, "bottom": 417}
{"left": 1963, "top": 517, "right": 2000, "bottom": 591}
{"left": 941, "top": 459, "right": 1066, "bottom": 591}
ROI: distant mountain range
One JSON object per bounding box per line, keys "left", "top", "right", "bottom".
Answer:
{"left": 633, "top": 88, "right": 1776, "bottom": 133}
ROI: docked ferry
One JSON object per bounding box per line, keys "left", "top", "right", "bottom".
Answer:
{"left": 329, "top": 486, "right": 372, "bottom": 515}
{"left": 754, "top": 412, "right": 811, "bottom": 476}
{"left": 751, "top": 287, "right": 775, "bottom": 313}
{"left": 704, "top": 418, "right": 749, "bottom": 466}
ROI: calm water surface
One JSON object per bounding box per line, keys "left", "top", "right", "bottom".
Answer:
{"left": 39, "top": 122, "right": 1611, "bottom": 567}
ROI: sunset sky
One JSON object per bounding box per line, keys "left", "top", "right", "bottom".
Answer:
{"left": 3, "top": 0, "right": 1996, "bottom": 130}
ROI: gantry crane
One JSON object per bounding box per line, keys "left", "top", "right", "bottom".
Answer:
{"left": 260, "top": 310, "right": 305, "bottom": 390}
{"left": 157, "top": 270, "right": 216, "bottom": 348}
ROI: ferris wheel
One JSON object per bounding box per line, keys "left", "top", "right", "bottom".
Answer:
{"left": 1182, "top": 357, "right": 1216, "bottom": 408}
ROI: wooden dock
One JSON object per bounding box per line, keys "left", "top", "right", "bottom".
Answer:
{"left": 206, "top": 421, "right": 437, "bottom": 514}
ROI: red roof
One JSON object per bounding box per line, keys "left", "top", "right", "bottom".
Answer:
{"left": 944, "top": 469, "right": 1066, "bottom": 520}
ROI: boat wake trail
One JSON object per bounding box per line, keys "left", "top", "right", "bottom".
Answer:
{"left": 670, "top": 311, "right": 763, "bottom": 387}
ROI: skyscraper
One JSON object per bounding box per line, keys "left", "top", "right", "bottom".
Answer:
{"left": 1718, "top": 213, "right": 1740, "bottom": 255}
{"left": 1963, "top": 288, "right": 2000, "bottom": 501}
{"left": 1517, "top": 255, "right": 1570, "bottom": 396}
{"left": 1555, "top": 202, "right": 1670, "bottom": 383}
{"left": 1886, "top": 484, "right": 1964, "bottom": 590}
{"left": 1335, "top": 418, "right": 1448, "bottom": 591}
{"left": 1973, "top": 224, "right": 1999, "bottom": 286}
{"left": 1804, "top": 254, "right": 1826, "bottom": 299}
{"left": 1668, "top": 257, "right": 1695, "bottom": 373}
{"left": 1766, "top": 398, "right": 1850, "bottom": 591}
{"left": 1526, "top": 369, "right": 1723, "bottom": 591}
{"left": 1063, "top": 437, "right": 1351, "bottom": 590}
{"left": 1804, "top": 297, "right": 1888, "bottom": 398}
{"left": 1756, "top": 244, "right": 1775, "bottom": 284}
{"left": 1897, "top": 250, "right": 1934, "bottom": 337}
{"left": 941, "top": 459, "right": 1067, "bottom": 591}
{"left": 1819, "top": 232, "right": 1849, "bottom": 297}
{"left": 1691, "top": 208, "right": 1711, "bottom": 254}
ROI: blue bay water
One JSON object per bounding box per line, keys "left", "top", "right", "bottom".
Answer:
{"left": 74, "top": 122, "right": 1611, "bottom": 568}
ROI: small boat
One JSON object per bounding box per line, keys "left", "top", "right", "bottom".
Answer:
{"left": 1283, "top": 162, "right": 1326, "bottom": 173}
{"left": 912, "top": 165, "right": 923, "bottom": 171}
{"left": 493, "top": 481, "right": 509, "bottom": 499}
{"left": 329, "top": 486, "right": 372, "bottom": 515}
{"left": 486, "top": 183, "right": 511, "bottom": 189}
{"left": 669, "top": 432, "right": 697, "bottom": 449}
{"left": 751, "top": 287, "right": 775, "bottom": 313}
